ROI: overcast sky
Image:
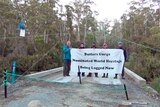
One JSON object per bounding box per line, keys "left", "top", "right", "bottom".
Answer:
{"left": 59, "top": 0, "right": 133, "bottom": 21}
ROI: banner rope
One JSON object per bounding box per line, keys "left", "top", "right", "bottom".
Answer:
{"left": 7, "top": 73, "right": 125, "bottom": 91}
{"left": 15, "top": 42, "right": 59, "bottom": 82}
{"left": 123, "top": 39, "right": 160, "bottom": 52}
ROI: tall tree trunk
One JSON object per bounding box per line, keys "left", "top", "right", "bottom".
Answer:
{"left": 43, "top": 29, "right": 48, "bottom": 43}
{"left": 3, "top": 28, "right": 7, "bottom": 57}
{"left": 30, "top": 30, "right": 38, "bottom": 52}
{"left": 77, "top": 18, "right": 80, "bottom": 42}
{"left": 3, "top": 28, "right": 6, "bottom": 40}
{"left": 32, "top": 35, "right": 38, "bottom": 52}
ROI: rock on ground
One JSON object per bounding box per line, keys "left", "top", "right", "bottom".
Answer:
{"left": 27, "top": 100, "right": 42, "bottom": 107}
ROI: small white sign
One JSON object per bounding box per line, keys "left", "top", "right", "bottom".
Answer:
{"left": 20, "top": 29, "right": 25, "bottom": 37}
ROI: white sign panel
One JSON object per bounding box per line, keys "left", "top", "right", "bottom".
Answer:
{"left": 70, "top": 49, "right": 125, "bottom": 77}
{"left": 20, "top": 29, "right": 25, "bottom": 37}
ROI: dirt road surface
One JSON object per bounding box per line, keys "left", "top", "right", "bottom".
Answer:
{"left": 0, "top": 75, "right": 160, "bottom": 107}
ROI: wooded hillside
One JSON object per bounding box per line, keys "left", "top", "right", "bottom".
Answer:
{"left": 0, "top": 0, "right": 160, "bottom": 92}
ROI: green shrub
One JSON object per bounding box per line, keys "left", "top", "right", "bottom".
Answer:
{"left": 151, "top": 77, "right": 160, "bottom": 93}
{"left": 86, "top": 32, "right": 96, "bottom": 46}
{"left": 125, "top": 52, "right": 137, "bottom": 69}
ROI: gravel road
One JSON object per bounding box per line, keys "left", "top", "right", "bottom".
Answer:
{"left": 0, "top": 75, "right": 160, "bottom": 107}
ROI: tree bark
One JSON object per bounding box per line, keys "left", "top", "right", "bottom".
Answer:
{"left": 77, "top": 18, "right": 80, "bottom": 42}
{"left": 29, "top": 29, "right": 38, "bottom": 52}
{"left": 43, "top": 29, "right": 48, "bottom": 44}
{"left": 3, "top": 28, "right": 7, "bottom": 57}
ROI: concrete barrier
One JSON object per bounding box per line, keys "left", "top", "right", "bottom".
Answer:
{"left": 27, "top": 67, "right": 63, "bottom": 78}
{"left": 27, "top": 67, "right": 146, "bottom": 86}
{"left": 124, "top": 67, "right": 146, "bottom": 85}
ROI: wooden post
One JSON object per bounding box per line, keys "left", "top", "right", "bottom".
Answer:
{"left": 78, "top": 66, "right": 82, "bottom": 84}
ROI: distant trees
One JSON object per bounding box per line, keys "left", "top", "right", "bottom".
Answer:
{"left": 0, "top": 0, "right": 159, "bottom": 85}
{"left": 110, "top": 0, "right": 160, "bottom": 82}
{"left": 0, "top": 0, "right": 99, "bottom": 75}
{"left": 0, "top": 0, "right": 17, "bottom": 38}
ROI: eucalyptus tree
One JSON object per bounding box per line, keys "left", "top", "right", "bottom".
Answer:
{"left": 119, "top": 0, "right": 160, "bottom": 81}
{"left": 65, "top": 5, "right": 74, "bottom": 39}
{"left": 0, "top": 0, "right": 17, "bottom": 38}
{"left": 12, "top": 0, "right": 59, "bottom": 52}
{"left": 70, "top": 0, "right": 95, "bottom": 42}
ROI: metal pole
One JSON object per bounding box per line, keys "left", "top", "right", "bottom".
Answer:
{"left": 124, "top": 84, "right": 129, "bottom": 100}
{"left": 5, "top": 84, "right": 7, "bottom": 98}
{"left": 3, "top": 69, "right": 8, "bottom": 98}
{"left": 11, "top": 59, "right": 16, "bottom": 84}
{"left": 78, "top": 66, "right": 82, "bottom": 84}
